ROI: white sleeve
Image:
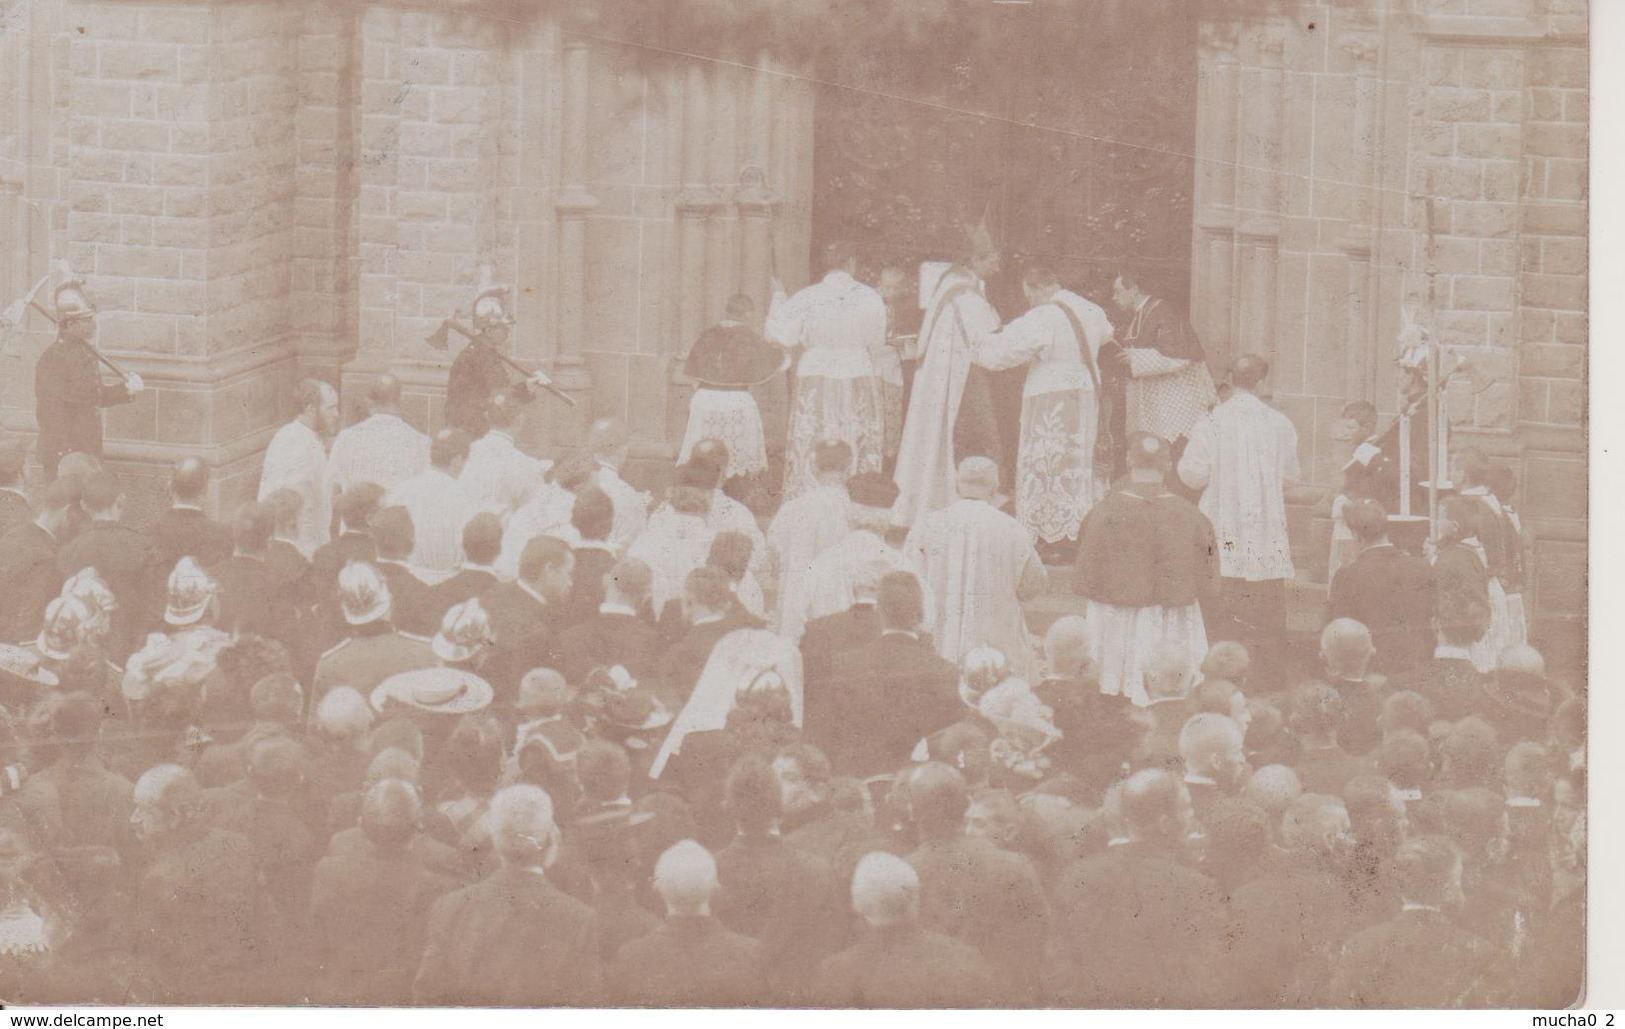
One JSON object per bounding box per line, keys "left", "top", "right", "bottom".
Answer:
{"left": 1177, "top": 416, "right": 1214, "bottom": 492}
{"left": 974, "top": 308, "right": 1048, "bottom": 371}
{"left": 1083, "top": 306, "right": 1115, "bottom": 357}
{"left": 1127, "top": 348, "right": 1191, "bottom": 378}
{"left": 763, "top": 287, "right": 807, "bottom": 349}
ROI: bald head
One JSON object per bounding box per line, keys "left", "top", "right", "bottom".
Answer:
{"left": 1043, "top": 616, "right": 1097, "bottom": 682}
{"left": 1281, "top": 793, "right": 1352, "bottom": 854}
{"left": 361, "top": 778, "right": 422, "bottom": 850}
{"left": 1145, "top": 639, "right": 1194, "bottom": 701}
{"left": 851, "top": 851, "right": 921, "bottom": 928}
{"left": 1321, "top": 618, "right": 1375, "bottom": 678}
{"left": 1179, "top": 713, "right": 1249, "bottom": 788}
{"left": 653, "top": 839, "right": 718, "bottom": 915}
{"left": 170, "top": 456, "right": 209, "bottom": 504}
{"left": 1243, "top": 764, "right": 1304, "bottom": 822}
{"left": 1230, "top": 353, "right": 1270, "bottom": 391}
{"left": 1118, "top": 769, "right": 1188, "bottom": 842}
{"left": 366, "top": 375, "right": 404, "bottom": 414}
{"left": 955, "top": 457, "right": 1000, "bottom": 500}
{"left": 587, "top": 417, "right": 630, "bottom": 463}
{"left": 489, "top": 784, "right": 560, "bottom": 868}
{"left": 132, "top": 764, "right": 203, "bottom": 840}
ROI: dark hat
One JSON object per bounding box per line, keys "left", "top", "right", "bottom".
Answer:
{"left": 846, "top": 472, "right": 899, "bottom": 509}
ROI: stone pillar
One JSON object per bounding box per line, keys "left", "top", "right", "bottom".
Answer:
{"left": 1338, "top": 27, "right": 1381, "bottom": 406}
{"left": 669, "top": 64, "right": 725, "bottom": 443}
{"left": 1234, "top": 24, "right": 1283, "bottom": 365}
{"left": 550, "top": 30, "right": 597, "bottom": 442}
{"left": 1191, "top": 23, "right": 1239, "bottom": 377}
{"left": 51, "top": 1, "right": 301, "bottom": 521}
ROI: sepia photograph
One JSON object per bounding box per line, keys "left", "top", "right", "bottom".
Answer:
{"left": 0, "top": 0, "right": 1601, "bottom": 1012}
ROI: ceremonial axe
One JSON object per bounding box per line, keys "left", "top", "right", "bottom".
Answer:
{"left": 425, "top": 315, "right": 576, "bottom": 407}
{"left": 2, "top": 263, "right": 133, "bottom": 379}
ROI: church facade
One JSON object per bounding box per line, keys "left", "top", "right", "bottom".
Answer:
{"left": 0, "top": 0, "right": 1585, "bottom": 666}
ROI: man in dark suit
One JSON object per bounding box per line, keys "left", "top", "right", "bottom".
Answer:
{"left": 902, "top": 762, "right": 1048, "bottom": 1004}
{"left": 1223, "top": 792, "right": 1362, "bottom": 1006}
{"left": 370, "top": 505, "right": 436, "bottom": 638}
{"left": 562, "top": 487, "right": 618, "bottom": 628}
{"left": 424, "top": 512, "right": 503, "bottom": 628}
{"left": 798, "top": 557, "right": 886, "bottom": 689}
{"left": 56, "top": 470, "right": 151, "bottom": 658}
{"left": 606, "top": 838, "right": 766, "bottom": 1006}
{"left": 1390, "top": 619, "right": 1486, "bottom": 723}
{"left": 308, "top": 482, "right": 385, "bottom": 607}
{"left": 1328, "top": 501, "right": 1435, "bottom": 675}
{"left": 0, "top": 439, "right": 34, "bottom": 541}
{"left": 1320, "top": 617, "right": 1391, "bottom": 756}
{"left": 1048, "top": 769, "right": 1225, "bottom": 1007}
{"left": 560, "top": 556, "right": 664, "bottom": 684}
{"left": 0, "top": 477, "right": 77, "bottom": 644}
{"left": 713, "top": 756, "right": 843, "bottom": 1005}
{"left": 213, "top": 502, "right": 298, "bottom": 648}
{"left": 263, "top": 488, "right": 313, "bottom": 603}
{"left": 1328, "top": 835, "right": 1495, "bottom": 1006}
{"left": 131, "top": 765, "right": 271, "bottom": 1004}
{"left": 813, "top": 851, "right": 990, "bottom": 1007}
{"left": 412, "top": 784, "right": 602, "bottom": 1006}
{"left": 812, "top": 570, "right": 961, "bottom": 778}
{"left": 1474, "top": 643, "right": 1553, "bottom": 745}
{"left": 1179, "top": 712, "right": 1253, "bottom": 830}
{"left": 479, "top": 535, "right": 573, "bottom": 702}
{"left": 309, "top": 779, "right": 458, "bottom": 1005}
{"left": 143, "top": 457, "right": 233, "bottom": 617}
{"left": 656, "top": 565, "right": 759, "bottom": 705}
{"left": 1036, "top": 615, "right": 1139, "bottom": 791}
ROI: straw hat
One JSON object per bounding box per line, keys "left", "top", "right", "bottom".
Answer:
{"left": 370, "top": 667, "right": 493, "bottom": 716}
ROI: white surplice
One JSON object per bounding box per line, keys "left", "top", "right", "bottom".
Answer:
{"left": 496, "top": 481, "right": 576, "bottom": 580}
{"left": 459, "top": 430, "right": 544, "bottom": 523}
{"left": 794, "top": 528, "right": 913, "bottom": 635}
{"left": 595, "top": 463, "right": 650, "bottom": 552}
{"left": 1176, "top": 390, "right": 1300, "bottom": 582}
{"left": 326, "top": 413, "right": 430, "bottom": 497}
{"left": 891, "top": 268, "right": 1001, "bottom": 528}
{"left": 385, "top": 468, "right": 478, "bottom": 583}
{"left": 257, "top": 418, "right": 330, "bottom": 557}
{"left": 974, "top": 289, "right": 1113, "bottom": 544}
{"left": 764, "top": 271, "right": 888, "bottom": 500}
{"left": 903, "top": 497, "right": 1047, "bottom": 677}
{"left": 765, "top": 483, "right": 853, "bottom": 638}
{"left": 626, "top": 507, "right": 716, "bottom": 615}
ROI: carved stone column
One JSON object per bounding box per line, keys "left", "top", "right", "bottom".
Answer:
{"left": 734, "top": 166, "right": 778, "bottom": 315}
{"left": 1235, "top": 24, "right": 1284, "bottom": 361}
{"left": 1339, "top": 29, "right": 1381, "bottom": 403}
{"left": 1192, "top": 22, "right": 1240, "bottom": 376}
{"left": 551, "top": 30, "right": 597, "bottom": 433}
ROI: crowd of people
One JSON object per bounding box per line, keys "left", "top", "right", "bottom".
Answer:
{"left": 0, "top": 341, "right": 1587, "bottom": 1004}
{"left": 0, "top": 242, "right": 1584, "bottom": 1008}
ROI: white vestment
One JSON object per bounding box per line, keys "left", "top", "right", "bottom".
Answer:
{"left": 257, "top": 418, "right": 330, "bottom": 557}
{"left": 796, "top": 529, "right": 912, "bottom": 634}
{"left": 765, "top": 484, "right": 852, "bottom": 638}
{"left": 707, "top": 492, "right": 769, "bottom": 587}
{"left": 626, "top": 508, "right": 716, "bottom": 615}
{"left": 764, "top": 271, "right": 888, "bottom": 500}
{"left": 460, "top": 430, "right": 544, "bottom": 523}
{"left": 1177, "top": 390, "right": 1300, "bottom": 582}
{"left": 595, "top": 463, "right": 650, "bottom": 552}
{"left": 385, "top": 468, "right": 478, "bottom": 583}
{"left": 326, "top": 413, "right": 430, "bottom": 497}
{"left": 650, "top": 629, "right": 803, "bottom": 779}
{"left": 904, "top": 498, "right": 1046, "bottom": 676}
{"left": 974, "top": 289, "right": 1113, "bottom": 543}
{"left": 496, "top": 481, "right": 576, "bottom": 580}
{"left": 891, "top": 269, "right": 1001, "bottom": 527}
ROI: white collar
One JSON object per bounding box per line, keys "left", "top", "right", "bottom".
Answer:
{"left": 1459, "top": 485, "right": 1488, "bottom": 496}
{"left": 1434, "top": 645, "right": 1473, "bottom": 661}
{"left": 1183, "top": 773, "right": 1217, "bottom": 787}
{"left": 517, "top": 580, "right": 550, "bottom": 607}
{"left": 1401, "top": 901, "right": 1442, "bottom": 914}
{"left": 575, "top": 540, "right": 615, "bottom": 554}
{"left": 599, "top": 602, "right": 639, "bottom": 617}
{"left": 483, "top": 429, "right": 516, "bottom": 446}
{"left": 881, "top": 628, "right": 918, "bottom": 640}
{"left": 690, "top": 612, "right": 726, "bottom": 627}
{"left": 171, "top": 503, "right": 204, "bottom": 513}
{"left": 718, "top": 319, "right": 742, "bottom": 328}
{"left": 1505, "top": 796, "right": 1543, "bottom": 809}
{"left": 461, "top": 562, "right": 498, "bottom": 575}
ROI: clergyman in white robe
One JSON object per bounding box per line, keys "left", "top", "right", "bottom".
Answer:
{"left": 765, "top": 474, "right": 851, "bottom": 638}
{"left": 763, "top": 246, "right": 888, "bottom": 501}
{"left": 973, "top": 272, "right": 1113, "bottom": 544}
{"left": 903, "top": 457, "right": 1047, "bottom": 677}
{"left": 891, "top": 264, "right": 1001, "bottom": 528}
{"left": 257, "top": 380, "right": 337, "bottom": 557}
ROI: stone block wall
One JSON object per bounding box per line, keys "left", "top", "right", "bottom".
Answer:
{"left": 1193, "top": 0, "right": 1586, "bottom": 668}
